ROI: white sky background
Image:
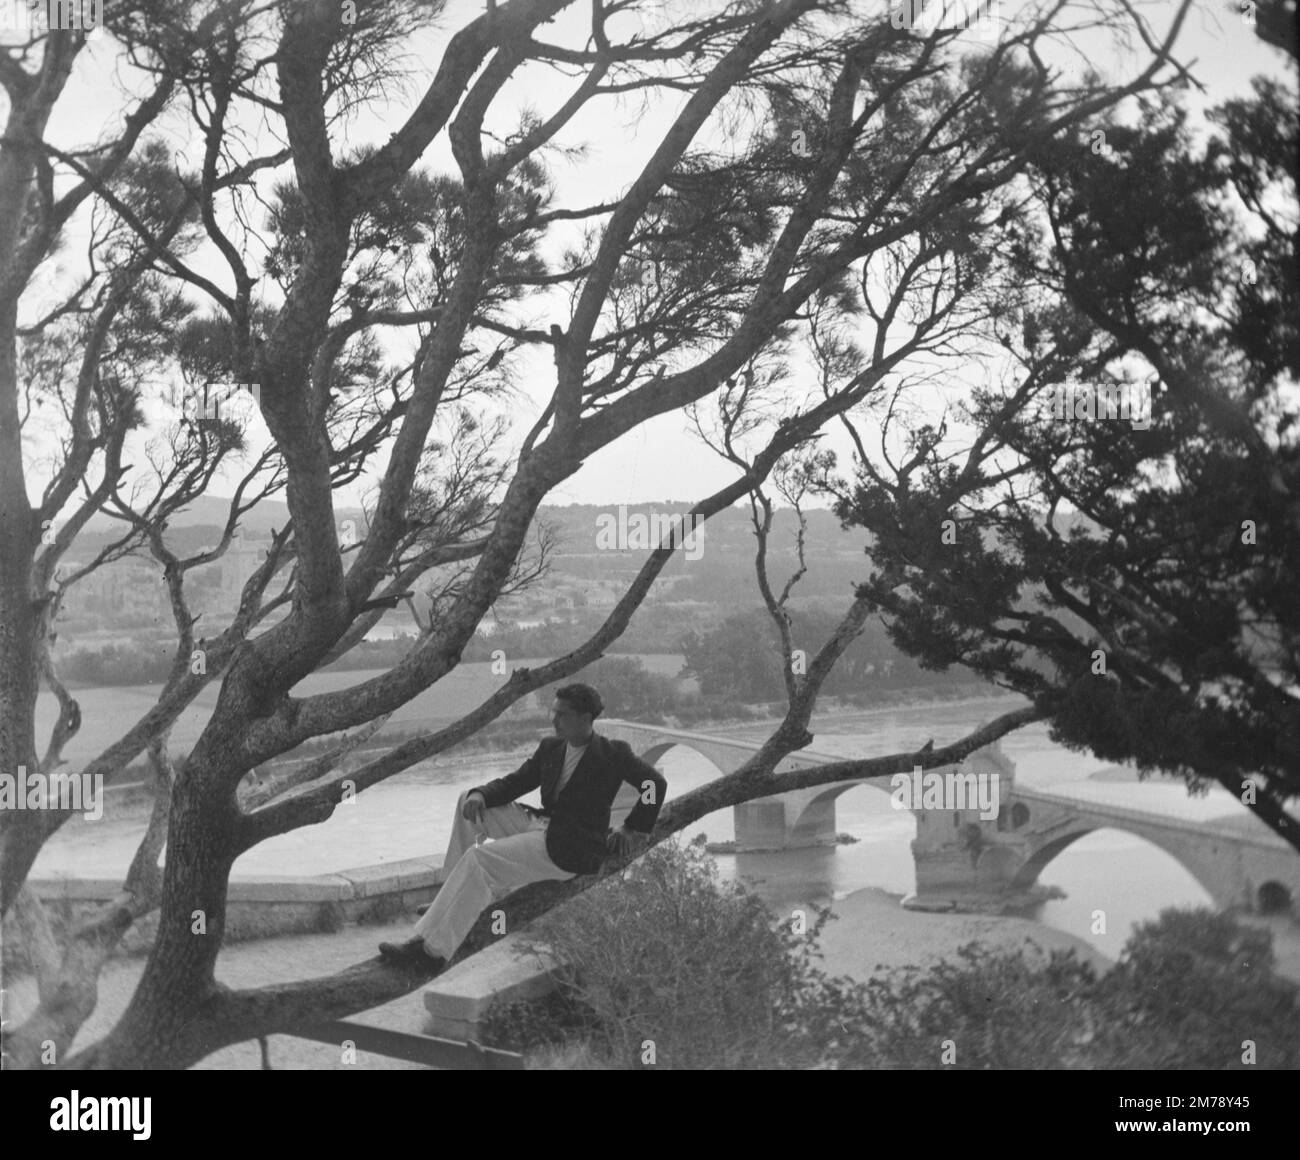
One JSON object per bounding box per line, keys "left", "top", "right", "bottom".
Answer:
{"left": 8, "top": 0, "right": 1288, "bottom": 518}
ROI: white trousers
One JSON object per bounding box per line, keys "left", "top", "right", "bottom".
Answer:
{"left": 412, "top": 790, "right": 575, "bottom": 960}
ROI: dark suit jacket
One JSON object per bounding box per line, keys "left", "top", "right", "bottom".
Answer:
{"left": 472, "top": 733, "right": 668, "bottom": 875}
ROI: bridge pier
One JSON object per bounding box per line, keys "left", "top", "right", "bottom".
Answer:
{"left": 733, "top": 753, "right": 845, "bottom": 851}
{"left": 903, "top": 742, "right": 1036, "bottom": 909}
{"left": 734, "top": 792, "right": 837, "bottom": 852}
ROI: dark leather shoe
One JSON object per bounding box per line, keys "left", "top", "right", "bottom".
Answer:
{"left": 378, "top": 938, "right": 445, "bottom": 969}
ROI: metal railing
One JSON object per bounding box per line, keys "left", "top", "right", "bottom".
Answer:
{"left": 279, "top": 1019, "right": 525, "bottom": 1070}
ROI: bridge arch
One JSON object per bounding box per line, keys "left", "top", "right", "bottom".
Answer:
{"left": 600, "top": 723, "right": 754, "bottom": 780}
{"left": 1011, "top": 822, "right": 1231, "bottom": 908}
{"left": 1258, "top": 880, "right": 1293, "bottom": 915}
{"left": 621, "top": 739, "right": 746, "bottom": 781}
{"left": 633, "top": 741, "right": 680, "bottom": 771}
{"left": 774, "top": 778, "right": 908, "bottom": 853}
{"left": 605, "top": 734, "right": 739, "bottom": 828}
{"left": 796, "top": 777, "right": 900, "bottom": 810}
{"left": 786, "top": 777, "right": 907, "bottom": 839}
{"left": 599, "top": 722, "right": 1288, "bottom": 913}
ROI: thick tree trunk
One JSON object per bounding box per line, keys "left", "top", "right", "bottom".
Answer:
{"left": 89, "top": 740, "right": 244, "bottom": 1068}
{"left": 0, "top": 305, "right": 42, "bottom": 917}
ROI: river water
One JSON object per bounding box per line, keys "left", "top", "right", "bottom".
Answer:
{"left": 35, "top": 694, "right": 1276, "bottom": 964}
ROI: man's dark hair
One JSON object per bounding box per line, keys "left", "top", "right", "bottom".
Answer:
{"left": 555, "top": 683, "right": 603, "bottom": 719}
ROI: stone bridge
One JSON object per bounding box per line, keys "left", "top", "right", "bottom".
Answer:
{"left": 599, "top": 718, "right": 1300, "bottom": 915}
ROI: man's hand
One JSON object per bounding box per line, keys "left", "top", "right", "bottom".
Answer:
{"left": 462, "top": 792, "right": 486, "bottom": 824}
{"left": 606, "top": 827, "right": 641, "bottom": 860}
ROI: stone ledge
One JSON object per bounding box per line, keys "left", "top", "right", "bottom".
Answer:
{"left": 337, "top": 857, "right": 442, "bottom": 898}
{"left": 228, "top": 875, "right": 357, "bottom": 902}
{"left": 29, "top": 857, "right": 449, "bottom": 909}
{"left": 423, "top": 932, "right": 560, "bottom": 1041}
{"left": 420, "top": 872, "right": 635, "bottom": 1042}
{"left": 30, "top": 877, "right": 127, "bottom": 900}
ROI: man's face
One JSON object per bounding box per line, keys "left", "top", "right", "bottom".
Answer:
{"left": 551, "top": 698, "right": 593, "bottom": 744}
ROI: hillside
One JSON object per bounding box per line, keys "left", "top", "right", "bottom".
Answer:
{"left": 61, "top": 499, "right": 875, "bottom": 632}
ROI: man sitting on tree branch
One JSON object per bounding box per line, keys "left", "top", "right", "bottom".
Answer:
{"left": 379, "top": 683, "right": 668, "bottom": 967}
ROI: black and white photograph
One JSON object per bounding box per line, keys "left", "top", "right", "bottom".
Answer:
{"left": 0, "top": 0, "right": 1295, "bottom": 1113}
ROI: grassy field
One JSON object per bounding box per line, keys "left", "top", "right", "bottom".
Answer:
{"left": 36, "top": 654, "right": 688, "bottom": 769}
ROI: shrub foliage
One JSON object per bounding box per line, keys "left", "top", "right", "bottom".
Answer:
{"left": 482, "top": 840, "right": 1300, "bottom": 1069}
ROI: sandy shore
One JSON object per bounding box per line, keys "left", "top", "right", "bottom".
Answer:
{"left": 817, "top": 887, "right": 1300, "bottom": 986}
{"left": 816, "top": 888, "right": 1115, "bottom": 981}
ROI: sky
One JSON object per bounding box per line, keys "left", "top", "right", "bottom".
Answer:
{"left": 7, "top": 0, "right": 1290, "bottom": 516}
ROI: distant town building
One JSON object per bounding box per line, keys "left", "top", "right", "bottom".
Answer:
{"left": 76, "top": 561, "right": 170, "bottom": 624}
{"left": 220, "top": 538, "right": 269, "bottom": 605}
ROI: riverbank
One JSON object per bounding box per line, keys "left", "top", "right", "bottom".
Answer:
{"left": 814, "top": 888, "right": 1300, "bottom": 989}
{"left": 0, "top": 887, "right": 1121, "bottom": 1069}
{"left": 8, "top": 870, "right": 1296, "bottom": 1068}
{"left": 817, "top": 887, "right": 1116, "bottom": 981}
{"left": 677, "top": 690, "right": 1026, "bottom": 739}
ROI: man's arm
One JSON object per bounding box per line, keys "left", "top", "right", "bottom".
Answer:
{"left": 617, "top": 743, "right": 668, "bottom": 834}
{"left": 472, "top": 743, "right": 547, "bottom": 809}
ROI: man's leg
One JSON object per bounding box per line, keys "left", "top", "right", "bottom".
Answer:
{"left": 439, "top": 790, "right": 536, "bottom": 882}
{"left": 381, "top": 796, "right": 556, "bottom": 963}
{"left": 411, "top": 829, "right": 574, "bottom": 961}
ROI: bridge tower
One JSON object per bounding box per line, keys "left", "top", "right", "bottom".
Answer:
{"left": 907, "top": 738, "right": 1035, "bottom": 909}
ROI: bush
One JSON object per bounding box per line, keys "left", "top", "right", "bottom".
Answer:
{"left": 56, "top": 641, "right": 175, "bottom": 687}
{"left": 356, "top": 894, "right": 410, "bottom": 926}
{"left": 480, "top": 844, "right": 1300, "bottom": 1070}
{"left": 1, "top": 896, "right": 77, "bottom": 979}
{"left": 483, "top": 839, "right": 861, "bottom": 1068}
{"left": 479, "top": 987, "right": 606, "bottom": 1055}
{"left": 1089, "top": 908, "right": 1300, "bottom": 1069}
{"left": 818, "top": 909, "right": 1298, "bottom": 1069}
{"left": 846, "top": 941, "right": 1102, "bottom": 1069}
{"left": 314, "top": 902, "right": 346, "bottom": 934}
